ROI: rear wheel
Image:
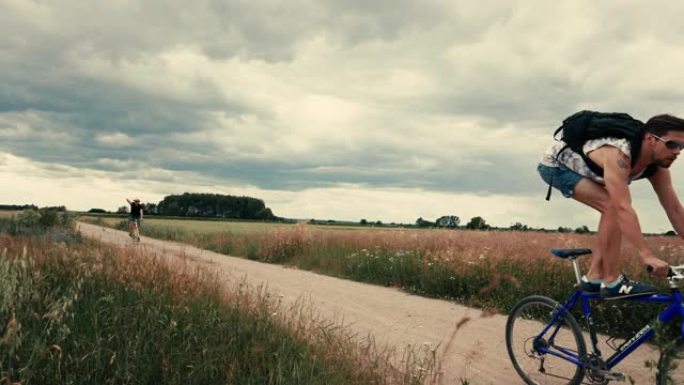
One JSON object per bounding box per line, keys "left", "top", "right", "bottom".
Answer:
{"left": 506, "top": 295, "right": 586, "bottom": 385}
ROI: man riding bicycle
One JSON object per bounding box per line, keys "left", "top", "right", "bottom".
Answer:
{"left": 539, "top": 114, "right": 684, "bottom": 299}
{"left": 126, "top": 198, "right": 143, "bottom": 240}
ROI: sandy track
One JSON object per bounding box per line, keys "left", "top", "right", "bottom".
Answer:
{"left": 77, "top": 222, "right": 668, "bottom": 384}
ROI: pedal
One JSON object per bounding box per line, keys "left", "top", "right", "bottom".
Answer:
{"left": 592, "top": 369, "right": 625, "bottom": 382}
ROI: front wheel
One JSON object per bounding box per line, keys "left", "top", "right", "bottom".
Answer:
{"left": 506, "top": 295, "right": 586, "bottom": 385}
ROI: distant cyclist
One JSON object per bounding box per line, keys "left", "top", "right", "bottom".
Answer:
{"left": 126, "top": 198, "right": 143, "bottom": 240}
{"left": 539, "top": 114, "right": 684, "bottom": 299}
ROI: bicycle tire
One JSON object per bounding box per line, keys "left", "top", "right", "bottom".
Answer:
{"left": 506, "top": 295, "right": 586, "bottom": 385}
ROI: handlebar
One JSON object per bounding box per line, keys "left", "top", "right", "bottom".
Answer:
{"left": 646, "top": 265, "right": 676, "bottom": 277}
{"left": 647, "top": 265, "right": 684, "bottom": 288}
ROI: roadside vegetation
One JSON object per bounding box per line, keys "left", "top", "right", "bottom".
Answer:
{"left": 1, "top": 213, "right": 433, "bottom": 385}
{"left": 79, "top": 216, "right": 684, "bottom": 340}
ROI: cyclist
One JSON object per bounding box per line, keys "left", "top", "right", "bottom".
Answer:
{"left": 538, "top": 114, "right": 684, "bottom": 299}
{"left": 126, "top": 198, "right": 143, "bottom": 239}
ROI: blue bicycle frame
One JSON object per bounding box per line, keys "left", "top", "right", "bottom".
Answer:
{"left": 535, "top": 282, "right": 684, "bottom": 371}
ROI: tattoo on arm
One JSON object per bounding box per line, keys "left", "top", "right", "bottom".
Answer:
{"left": 617, "top": 158, "right": 629, "bottom": 170}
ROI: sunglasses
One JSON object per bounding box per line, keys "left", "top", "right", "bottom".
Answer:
{"left": 652, "top": 134, "right": 684, "bottom": 151}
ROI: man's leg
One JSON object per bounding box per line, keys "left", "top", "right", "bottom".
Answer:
{"left": 594, "top": 209, "right": 622, "bottom": 282}
{"left": 132, "top": 219, "right": 140, "bottom": 241}
{"left": 570, "top": 176, "right": 659, "bottom": 298}
{"left": 570, "top": 178, "right": 622, "bottom": 282}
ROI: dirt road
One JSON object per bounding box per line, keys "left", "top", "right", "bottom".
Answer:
{"left": 78, "top": 222, "right": 667, "bottom": 384}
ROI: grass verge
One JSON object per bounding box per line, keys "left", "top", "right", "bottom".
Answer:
{"left": 80, "top": 217, "right": 684, "bottom": 340}
{"left": 0, "top": 232, "right": 432, "bottom": 385}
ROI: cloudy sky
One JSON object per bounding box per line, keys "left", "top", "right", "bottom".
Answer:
{"left": 2, "top": 0, "right": 684, "bottom": 232}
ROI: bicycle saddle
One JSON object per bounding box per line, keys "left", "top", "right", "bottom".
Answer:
{"left": 551, "top": 248, "right": 592, "bottom": 259}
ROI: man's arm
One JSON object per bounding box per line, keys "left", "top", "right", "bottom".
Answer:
{"left": 649, "top": 168, "right": 684, "bottom": 236}
{"left": 600, "top": 149, "right": 670, "bottom": 275}
{"left": 126, "top": 198, "right": 132, "bottom": 204}
{"left": 601, "top": 150, "right": 650, "bottom": 254}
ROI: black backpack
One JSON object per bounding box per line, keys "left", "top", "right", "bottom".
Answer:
{"left": 546, "top": 110, "right": 658, "bottom": 200}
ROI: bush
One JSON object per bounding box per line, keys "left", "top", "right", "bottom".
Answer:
{"left": 0, "top": 208, "right": 75, "bottom": 236}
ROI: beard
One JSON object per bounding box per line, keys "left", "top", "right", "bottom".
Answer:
{"left": 659, "top": 157, "right": 677, "bottom": 168}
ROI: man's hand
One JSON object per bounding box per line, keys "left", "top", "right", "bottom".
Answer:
{"left": 642, "top": 255, "right": 670, "bottom": 277}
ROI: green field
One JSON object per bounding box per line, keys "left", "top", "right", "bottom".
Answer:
{"left": 79, "top": 215, "right": 400, "bottom": 235}
{"left": 81, "top": 216, "right": 294, "bottom": 235}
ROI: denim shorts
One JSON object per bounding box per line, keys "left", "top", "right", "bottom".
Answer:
{"left": 128, "top": 216, "right": 141, "bottom": 225}
{"left": 537, "top": 163, "right": 583, "bottom": 198}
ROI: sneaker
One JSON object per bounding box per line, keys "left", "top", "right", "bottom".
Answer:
{"left": 578, "top": 276, "right": 601, "bottom": 293}
{"left": 600, "top": 275, "right": 658, "bottom": 300}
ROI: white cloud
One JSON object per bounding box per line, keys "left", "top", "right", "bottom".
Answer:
{"left": 3, "top": 1, "right": 684, "bottom": 232}
{"left": 96, "top": 132, "right": 134, "bottom": 146}
{"left": 0, "top": 112, "right": 73, "bottom": 142}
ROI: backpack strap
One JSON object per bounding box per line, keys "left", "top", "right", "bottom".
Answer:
{"left": 545, "top": 141, "right": 570, "bottom": 201}
{"left": 635, "top": 164, "right": 659, "bottom": 180}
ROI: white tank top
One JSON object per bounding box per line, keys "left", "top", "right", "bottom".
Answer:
{"left": 540, "top": 138, "right": 647, "bottom": 185}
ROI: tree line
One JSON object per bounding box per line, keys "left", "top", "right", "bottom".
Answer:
{"left": 112, "top": 193, "right": 277, "bottom": 220}
{"left": 0, "top": 204, "right": 66, "bottom": 212}
{"left": 413, "top": 215, "right": 599, "bottom": 234}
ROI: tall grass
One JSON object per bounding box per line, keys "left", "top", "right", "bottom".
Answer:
{"left": 85, "top": 218, "right": 684, "bottom": 339}
{"left": 0, "top": 231, "right": 432, "bottom": 384}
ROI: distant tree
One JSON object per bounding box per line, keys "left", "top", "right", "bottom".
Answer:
{"left": 360, "top": 219, "right": 368, "bottom": 225}
{"left": 0, "top": 204, "right": 38, "bottom": 211}
{"left": 465, "top": 216, "right": 488, "bottom": 230}
{"left": 142, "top": 203, "right": 158, "bottom": 215}
{"left": 574, "top": 225, "right": 590, "bottom": 234}
{"left": 375, "top": 220, "right": 383, "bottom": 226}
{"left": 116, "top": 206, "right": 128, "bottom": 214}
{"left": 557, "top": 226, "right": 572, "bottom": 233}
{"left": 415, "top": 217, "right": 434, "bottom": 228}
{"left": 435, "top": 215, "right": 460, "bottom": 228}
{"left": 664, "top": 230, "right": 677, "bottom": 236}
{"left": 509, "top": 222, "right": 529, "bottom": 231}
{"left": 88, "top": 208, "right": 107, "bottom": 214}
{"left": 156, "top": 193, "right": 277, "bottom": 220}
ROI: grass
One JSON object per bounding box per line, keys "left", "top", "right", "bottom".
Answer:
{"left": 81, "top": 216, "right": 290, "bottom": 236}
{"left": 80, "top": 216, "right": 684, "bottom": 338}
{"left": 79, "top": 215, "right": 401, "bottom": 236}
{"left": 1, "top": 221, "right": 434, "bottom": 385}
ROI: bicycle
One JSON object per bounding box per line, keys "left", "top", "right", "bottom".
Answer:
{"left": 506, "top": 248, "right": 684, "bottom": 384}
